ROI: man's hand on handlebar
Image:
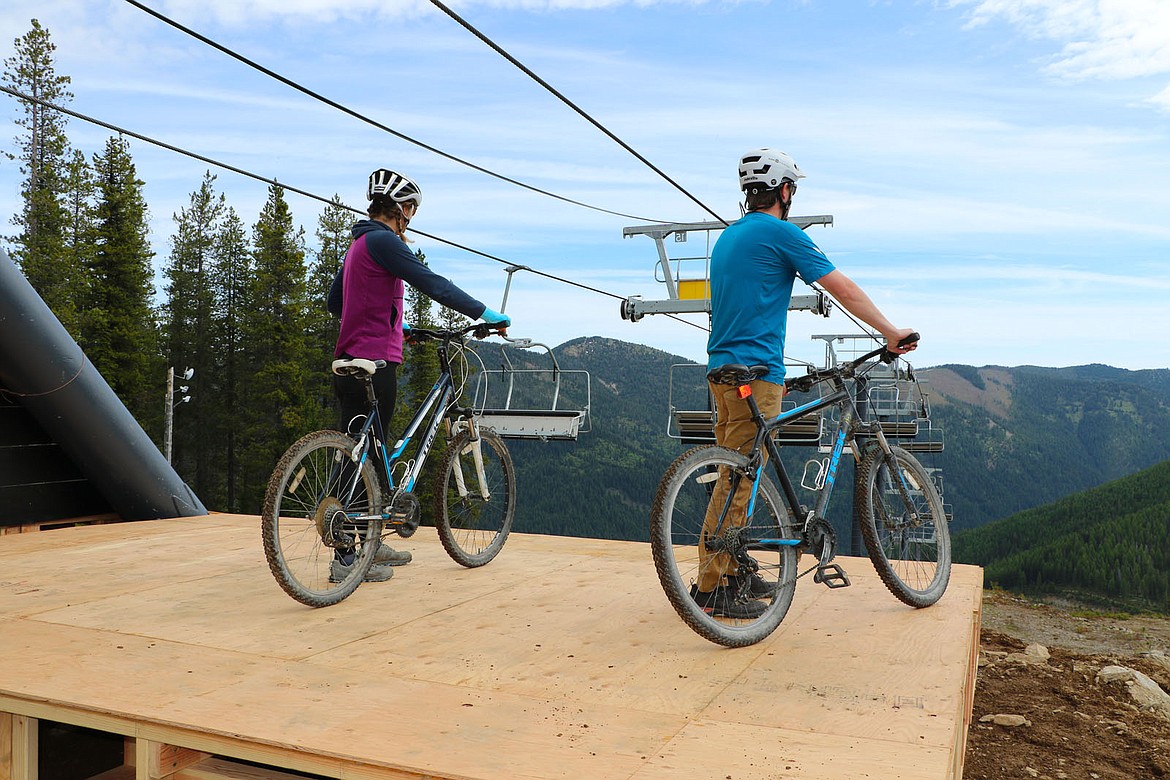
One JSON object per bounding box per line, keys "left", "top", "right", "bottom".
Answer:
{"left": 885, "top": 328, "right": 919, "bottom": 355}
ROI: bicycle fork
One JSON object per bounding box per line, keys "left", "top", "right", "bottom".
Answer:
{"left": 450, "top": 420, "right": 492, "bottom": 502}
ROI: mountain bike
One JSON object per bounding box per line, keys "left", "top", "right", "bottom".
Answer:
{"left": 650, "top": 335, "right": 950, "bottom": 647}
{"left": 261, "top": 322, "right": 515, "bottom": 607}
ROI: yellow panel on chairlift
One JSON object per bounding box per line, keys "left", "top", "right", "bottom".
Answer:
{"left": 677, "top": 279, "right": 710, "bottom": 300}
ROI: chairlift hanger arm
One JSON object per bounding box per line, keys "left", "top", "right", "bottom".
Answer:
{"left": 622, "top": 215, "right": 834, "bottom": 239}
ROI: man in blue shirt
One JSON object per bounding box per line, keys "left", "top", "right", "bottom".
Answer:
{"left": 697, "top": 149, "right": 918, "bottom": 618}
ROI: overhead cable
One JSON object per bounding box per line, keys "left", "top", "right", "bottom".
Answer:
{"left": 428, "top": 0, "right": 728, "bottom": 228}
{"left": 121, "top": 0, "right": 671, "bottom": 225}
{"left": 0, "top": 84, "right": 709, "bottom": 334}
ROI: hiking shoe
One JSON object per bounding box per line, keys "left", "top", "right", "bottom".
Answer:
{"left": 727, "top": 571, "right": 780, "bottom": 599}
{"left": 329, "top": 559, "right": 395, "bottom": 583}
{"left": 689, "top": 584, "right": 767, "bottom": 619}
{"left": 373, "top": 542, "right": 412, "bottom": 566}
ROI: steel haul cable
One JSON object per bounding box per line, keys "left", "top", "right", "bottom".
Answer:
{"left": 120, "top": 0, "right": 670, "bottom": 226}
{"left": 1, "top": 84, "right": 710, "bottom": 334}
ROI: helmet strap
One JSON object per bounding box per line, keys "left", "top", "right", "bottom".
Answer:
{"left": 778, "top": 182, "right": 793, "bottom": 221}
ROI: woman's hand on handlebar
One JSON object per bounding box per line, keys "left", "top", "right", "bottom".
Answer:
{"left": 479, "top": 306, "right": 511, "bottom": 336}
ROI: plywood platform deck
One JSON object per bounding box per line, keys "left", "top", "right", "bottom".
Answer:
{"left": 0, "top": 514, "right": 982, "bottom": 780}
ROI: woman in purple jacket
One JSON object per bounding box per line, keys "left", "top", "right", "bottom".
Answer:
{"left": 327, "top": 169, "right": 511, "bottom": 582}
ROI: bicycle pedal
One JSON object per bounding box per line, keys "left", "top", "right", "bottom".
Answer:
{"left": 387, "top": 493, "right": 420, "bottom": 538}
{"left": 813, "top": 563, "right": 851, "bottom": 589}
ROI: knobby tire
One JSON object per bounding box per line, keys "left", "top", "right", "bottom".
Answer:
{"left": 434, "top": 427, "right": 516, "bottom": 567}
{"left": 650, "top": 446, "right": 799, "bottom": 648}
{"left": 855, "top": 444, "right": 951, "bottom": 607}
{"left": 261, "top": 430, "right": 383, "bottom": 607}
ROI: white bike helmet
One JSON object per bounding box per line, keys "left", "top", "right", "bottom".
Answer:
{"left": 738, "top": 149, "right": 805, "bottom": 193}
{"left": 367, "top": 169, "right": 422, "bottom": 207}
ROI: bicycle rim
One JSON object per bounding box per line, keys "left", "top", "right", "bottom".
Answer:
{"left": 435, "top": 428, "right": 515, "bottom": 567}
{"left": 261, "top": 430, "right": 383, "bottom": 607}
{"left": 856, "top": 444, "right": 951, "bottom": 607}
{"left": 650, "top": 446, "right": 799, "bottom": 648}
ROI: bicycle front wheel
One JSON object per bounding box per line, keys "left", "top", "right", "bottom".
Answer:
{"left": 434, "top": 428, "right": 516, "bottom": 567}
{"left": 650, "top": 446, "right": 799, "bottom": 648}
{"left": 261, "top": 430, "right": 383, "bottom": 607}
{"left": 855, "top": 444, "right": 951, "bottom": 607}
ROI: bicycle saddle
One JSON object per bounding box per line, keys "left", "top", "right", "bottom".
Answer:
{"left": 331, "top": 357, "right": 385, "bottom": 377}
{"left": 707, "top": 364, "right": 770, "bottom": 386}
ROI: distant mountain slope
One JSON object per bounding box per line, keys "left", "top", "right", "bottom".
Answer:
{"left": 952, "top": 458, "right": 1170, "bottom": 612}
{"left": 921, "top": 364, "right": 1170, "bottom": 530}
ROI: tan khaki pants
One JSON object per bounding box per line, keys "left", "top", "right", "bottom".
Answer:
{"left": 697, "top": 379, "right": 785, "bottom": 592}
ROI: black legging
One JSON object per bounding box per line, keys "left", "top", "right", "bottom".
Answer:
{"left": 333, "top": 360, "right": 399, "bottom": 442}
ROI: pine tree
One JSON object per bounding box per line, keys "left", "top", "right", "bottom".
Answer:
{"left": 85, "top": 135, "right": 160, "bottom": 431}
{"left": 238, "top": 184, "right": 312, "bottom": 511}
{"left": 308, "top": 196, "right": 352, "bottom": 425}
{"left": 3, "top": 19, "right": 80, "bottom": 333}
{"left": 163, "top": 172, "right": 225, "bottom": 503}
{"left": 61, "top": 148, "right": 96, "bottom": 321}
{"left": 209, "top": 207, "right": 251, "bottom": 511}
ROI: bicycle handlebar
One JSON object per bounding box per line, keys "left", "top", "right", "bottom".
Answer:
{"left": 407, "top": 321, "right": 508, "bottom": 344}
{"left": 785, "top": 332, "right": 919, "bottom": 394}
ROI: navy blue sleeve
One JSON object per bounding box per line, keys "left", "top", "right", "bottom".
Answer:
{"left": 366, "top": 231, "right": 487, "bottom": 320}
{"left": 326, "top": 266, "right": 343, "bottom": 316}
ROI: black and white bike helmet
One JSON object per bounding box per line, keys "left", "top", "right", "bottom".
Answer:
{"left": 367, "top": 169, "right": 422, "bottom": 207}
{"left": 738, "top": 149, "right": 805, "bottom": 194}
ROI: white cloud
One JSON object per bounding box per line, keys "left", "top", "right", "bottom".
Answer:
{"left": 954, "top": 0, "right": 1170, "bottom": 87}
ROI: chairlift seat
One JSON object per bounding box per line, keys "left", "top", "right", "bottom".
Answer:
{"left": 877, "top": 420, "right": 921, "bottom": 437}
{"left": 670, "top": 409, "right": 823, "bottom": 446}
{"left": 477, "top": 409, "right": 585, "bottom": 441}
{"left": 901, "top": 439, "right": 945, "bottom": 453}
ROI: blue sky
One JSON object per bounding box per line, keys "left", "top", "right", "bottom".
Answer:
{"left": 2, "top": 0, "right": 1169, "bottom": 372}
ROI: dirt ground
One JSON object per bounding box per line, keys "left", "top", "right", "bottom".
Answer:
{"left": 964, "top": 591, "right": 1170, "bottom": 779}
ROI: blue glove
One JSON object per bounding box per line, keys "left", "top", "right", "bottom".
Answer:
{"left": 479, "top": 307, "right": 511, "bottom": 328}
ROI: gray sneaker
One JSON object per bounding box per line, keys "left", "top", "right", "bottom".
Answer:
{"left": 373, "top": 543, "right": 412, "bottom": 566}
{"left": 727, "top": 571, "right": 780, "bottom": 599}
{"left": 329, "top": 559, "right": 395, "bottom": 583}
{"left": 689, "top": 584, "right": 768, "bottom": 619}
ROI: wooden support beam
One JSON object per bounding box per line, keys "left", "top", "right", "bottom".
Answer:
{"left": 0, "top": 712, "right": 11, "bottom": 780}
{"left": 175, "top": 757, "right": 314, "bottom": 780}
{"left": 5, "top": 715, "right": 36, "bottom": 780}
{"left": 135, "top": 740, "right": 208, "bottom": 780}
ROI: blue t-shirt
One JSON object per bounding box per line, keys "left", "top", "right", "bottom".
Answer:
{"left": 706, "top": 212, "right": 836, "bottom": 384}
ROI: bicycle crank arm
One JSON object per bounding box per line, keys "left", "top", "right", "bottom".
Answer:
{"left": 813, "top": 563, "right": 851, "bottom": 589}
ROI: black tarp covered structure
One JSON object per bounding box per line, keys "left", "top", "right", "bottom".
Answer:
{"left": 0, "top": 247, "right": 206, "bottom": 523}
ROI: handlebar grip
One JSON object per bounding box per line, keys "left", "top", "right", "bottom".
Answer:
{"left": 880, "top": 332, "right": 920, "bottom": 364}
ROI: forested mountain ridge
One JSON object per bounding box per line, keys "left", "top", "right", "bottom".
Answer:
{"left": 951, "top": 458, "right": 1170, "bottom": 612}
{"left": 920, "top": 364, "right": 1170, "bottom": 530}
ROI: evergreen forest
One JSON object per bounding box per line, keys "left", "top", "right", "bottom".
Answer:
{"left": 952, "top": 458, "right": 1170, "bottom": 613}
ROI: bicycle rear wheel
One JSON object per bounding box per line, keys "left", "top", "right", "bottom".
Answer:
{"left": 650, "top": 446, "right": 799, "bottom": 648}
{"left": 434, "top": 427, "right": 515, "bottom": 567}
{"left": 261, "top": 430, "right": 383, "bottom": 607}
{"left": 855, "top": 444, "right": 951, "bottom": 607}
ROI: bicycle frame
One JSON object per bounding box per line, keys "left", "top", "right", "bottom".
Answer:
{"left": 710, "top": 349, "right": 910, "bottom": 552}
{"left": 337, "top": 330, "right": 484, "bottom": 520}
